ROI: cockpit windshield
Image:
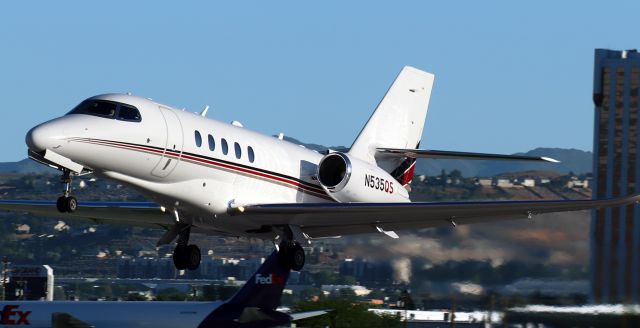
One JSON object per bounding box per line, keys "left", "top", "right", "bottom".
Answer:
{"left": 67, "top": 100, "right": 141, "bottom": 122}
{"left": 118, "top": 104, "right": 142, "bottom": 121}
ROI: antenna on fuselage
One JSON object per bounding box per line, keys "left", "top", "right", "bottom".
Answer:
{"left": 200, "top": 105, "right": 210, "bottom": 117}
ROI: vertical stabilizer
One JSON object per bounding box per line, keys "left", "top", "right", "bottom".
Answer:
{"left": 349, "top": 66, "right": 434, "bottom": 186}
{"left": 197, "top": 251, "right": 292, "bottom": 327}
{"left": 226, "top": 251, "right": 290, "bottom": 309}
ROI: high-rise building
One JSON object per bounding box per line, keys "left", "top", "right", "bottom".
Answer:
{"left": 591, "top": 48, "right": 640, "bottom": 303}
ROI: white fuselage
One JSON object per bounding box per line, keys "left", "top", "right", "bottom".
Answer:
{"left": 0, "top": 301, "right": 220, "bottom": 328}
{"left": 26, "top": 94, "right": 412, "bottom": 239}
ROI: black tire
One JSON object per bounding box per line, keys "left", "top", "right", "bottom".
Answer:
{"left": 56, "top": 196, "right": 67, "bottom": 213}
{"left": 289, "top": 243, "right": 305, "bottom": 271}
{"left": 277, "top": 243, "right": 291, "bottom": 268}
{"left": 186, "top": 244, "right": 201, "bottom": 271}
{"left": 65, "top": 196, "right": 77, "bottom": 213}
{"left": 173, "top": 245, "right": 188, "bottom": 270}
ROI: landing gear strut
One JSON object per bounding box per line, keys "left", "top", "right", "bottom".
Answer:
{"left": 172, "top": 225, "right": 201, "bottom": 271}
{"left": 56, "top": 169, "right": 77, "bottom": 213}
{"left": 277, "top": 240, "right": 305, "bottom": 271}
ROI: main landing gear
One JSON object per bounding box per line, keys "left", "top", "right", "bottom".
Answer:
{"left": 56, "top": 170, "right": 77, "bottom": 213}
{"left": 172, "top": 225, "right": 201, "bottom": 271}
{"left": 277, "top": 240, "right": 305, "bottom": 271}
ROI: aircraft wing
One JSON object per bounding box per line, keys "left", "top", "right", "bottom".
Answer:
{"left": 0, "top": 200, "right": 172, "bottom": 229}
{"left": 237, "top": 194, "right": 640, "bottom": 238}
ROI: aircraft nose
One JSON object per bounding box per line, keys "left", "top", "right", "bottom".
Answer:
{"left": 25, "top": 123, "right": 63, "bottom": 153}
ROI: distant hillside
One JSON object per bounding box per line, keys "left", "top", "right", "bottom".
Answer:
{"left": 0, "top": 158, "right": 56, "bottom": 174}
{"left": 415, "top": 148, "right": 592, "bottom": 177}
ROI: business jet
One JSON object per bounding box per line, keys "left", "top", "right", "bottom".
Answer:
{"left": 0, "top": 66, "right": 637, "bottom": 272}
{"left": 0, "top": 249, "right": 327, "bottom": 327}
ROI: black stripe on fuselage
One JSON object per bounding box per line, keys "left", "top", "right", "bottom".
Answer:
{"left": 70, "top": 137, "right": 331, "bottom": 199}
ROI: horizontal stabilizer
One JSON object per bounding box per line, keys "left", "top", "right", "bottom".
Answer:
{"left": 377, "top": 148, "right": 560, "bottom": 163}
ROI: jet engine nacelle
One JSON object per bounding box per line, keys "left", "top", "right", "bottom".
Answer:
{"left": 317, "top": 152, "right": 410, "bottom": 203}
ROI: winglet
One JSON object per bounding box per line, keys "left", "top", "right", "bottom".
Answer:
{"left": 541, "top": 157, "right": 560, "bottom": 163}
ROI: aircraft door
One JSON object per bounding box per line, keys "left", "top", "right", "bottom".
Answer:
{"left": 151, "top": 106, "right": 183, "bottom": 177}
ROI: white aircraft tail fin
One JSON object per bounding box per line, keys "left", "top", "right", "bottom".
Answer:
{"left": 348, "top": 66, "right": 435, "bottom": 186}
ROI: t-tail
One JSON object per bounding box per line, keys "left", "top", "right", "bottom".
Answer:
{"left": 197, "top": 250, "right": 293, "bottom": 327}
{"left": 348, "top": 66, "right": 435, "bottom": 188}
{"left": 348, "top": 66, "right": 560, "bottom": 190}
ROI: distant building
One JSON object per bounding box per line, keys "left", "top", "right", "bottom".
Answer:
{"left": 339, "top": 259, "right": 393, "bottom": 285}
{"left": 591, "top": 48, "right": 640, "bottom": 303}
{"left": 117, "top": 257, "right": 175, "bottom": 279}
{"left": 117, "top": 255, "right": 264, "bottom": 281}
{"left": 495, "top": 179, "right": 514, "bottom": 188}
{"left": 14, "top": 224, "right": 30, "bottom": 234}
{"left": 477, "top": 178, "right": 492, "bottom": 187}
{"left": 321, "top": 284, "right": 371, "bottom": 296}
{"left": 521, "top": 178, "right": 536, "bottom": 187}
{"left": 536, "top": 177, "right": 551, "bottom": 184}
{"left": 567, "top": 178, "right": 590, "bottom": 189}
{"left": 370, "top": 309, "right": 502, "bottom": 325}
{"left": 5, "top": 265, "right": 54, "bottom": 301}
{"left": 200, "top": 257, "right": 263, "bottom": 280}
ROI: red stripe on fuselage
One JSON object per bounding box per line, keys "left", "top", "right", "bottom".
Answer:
{"left": 72, "top": 138, "right": 330, "bottom": 199}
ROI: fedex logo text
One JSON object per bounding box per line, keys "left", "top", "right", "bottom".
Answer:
{"left": 255, "top": 273, "right": 285, "bottom": 285}
{"left": 0, "top": 305, "right": 31, "bottom": 325}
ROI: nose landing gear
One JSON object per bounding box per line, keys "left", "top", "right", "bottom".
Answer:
{"left": 56, "top": 170, "right": 77, "bottom": 213}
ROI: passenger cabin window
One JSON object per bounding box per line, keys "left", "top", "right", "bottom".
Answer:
{"left": 117, "top": 104, "right": 142, "bottom": 122}
{"left": 67, "top": 100, "right": 142, "bottom": 122}
{"left": 248, "top": 146, "right": 255, "bottom": 163}
{"left": 208, "top": 134, "right": 215, "bottom": 151}
{"left": 195, "top": 131, "right": 202, "bottom": 147}
{"left": 234, "top": 142, "right": 242, "bottom": 159}
{"left": 221, "top": 138, "right": 228, "bottom": 155}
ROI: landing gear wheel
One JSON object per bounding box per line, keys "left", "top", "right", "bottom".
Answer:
{"left": 65, "top": 196, "right": 77, "bottom": 213}
{"left": 186, "top": 244, "right": 201, "bottom": 271}
{"left": 56, "top": 196, "right": 66, "bottom": 213}
{"left": 56, "top": 196, "right": 78, "bottom": 213}
{"left": 173, "top": 244, "right": 201, "bottom": 271}
{"left": 173, "top": 245, "right": 188, "bottom": 270}
{"left": 289, "top": 243, "right": 305, "bottom": 271}
{"left": 278, "top": 242, "right": 305, "bottom": 271}
{"left": 171, "top": 225, "right": 201, "bottom": 271}
{"left": 56, "top": 170, "right": 78, "bottom": 213}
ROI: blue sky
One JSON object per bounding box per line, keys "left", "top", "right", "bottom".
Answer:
{"left": 1, "top": 1, "right": 638, "bottom": 162}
